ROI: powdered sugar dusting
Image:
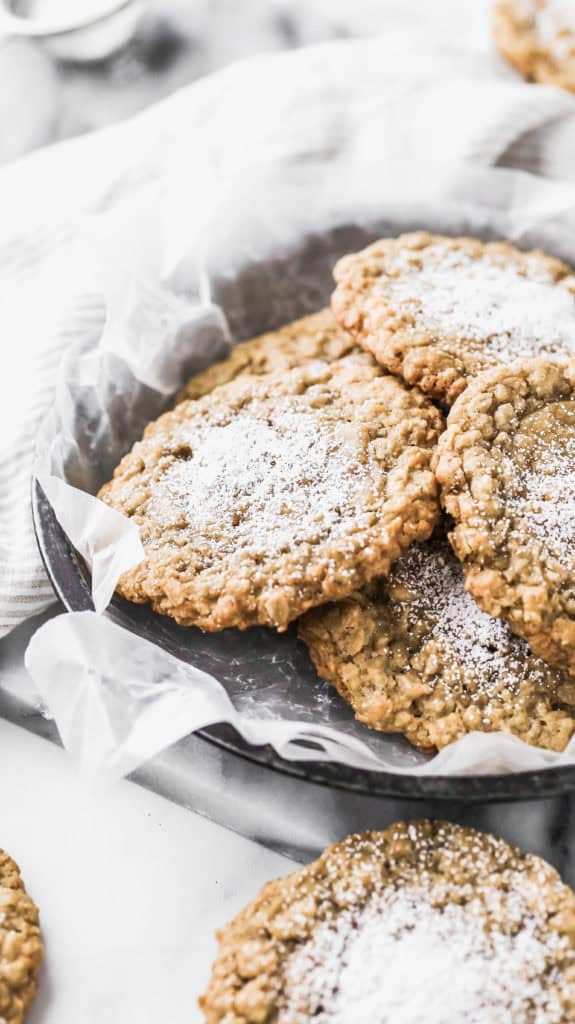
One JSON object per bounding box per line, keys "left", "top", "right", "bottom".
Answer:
{"left": 536, "top": 0, "right": 575, "bottom": 62}
{"left": 391, "top": 539, "right": 543, "bottom": 694}
{"left": 507, "top": 407, "right": 575, "bottom": 570}
{"left": 385, "top": 249, "right": 575, "bottom": 360}
{"left": 282, "top": 882, "right": 566, "bottom": 1023}
{"left": 512, "top": 458, "right": 575, "bottom": 570}
{"left": 150, "top": 408, "right": 380, "bottom": 560}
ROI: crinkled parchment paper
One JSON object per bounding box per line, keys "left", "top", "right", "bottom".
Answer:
{"left": 29, "top": 159, "right": 575, "bottom": 778}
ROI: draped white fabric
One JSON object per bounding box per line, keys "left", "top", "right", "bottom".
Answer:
{"left": 1, "top": 19, "right": 575, "bottom": 638}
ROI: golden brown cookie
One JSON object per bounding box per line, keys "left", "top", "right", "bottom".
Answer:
{"left": 299, "top": 533, "right": 575, "bottom": 752}
{"left": 200, "top": 821, "right": 575, "bottom": 1023}
{"left": 99, "top": 354, "right": 443, "bottom": 631}
{"left": 332, "top": 232, "right": 575, "bottom": 405}
{"left": 436, "top": 358, "right": 575, "bottom": 677}
{"left": 0, "top": 850, "right": 43, "bottom": 1023}
{"left": 494, "top": 0, "right": 575, "bottom": 91}
{"left": 177, "top": 308, "right": 359, "bottom": 403}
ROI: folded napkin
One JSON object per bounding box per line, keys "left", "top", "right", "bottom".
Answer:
{"left": 1, "top": 25, "right": 575, "bottom": 639}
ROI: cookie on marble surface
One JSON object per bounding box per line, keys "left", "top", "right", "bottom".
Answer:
{"left": 177, "top": 308, "right": 359, "bottom": 403}
{"left": 332, "top": 231, "right": 575, "bottom": 405}
{"left": 99, "top": 354, "right": 443, "bottom": 631}
{"left": 494, "top": 0, "right": 575, "bottom": 91}
{"left": 0, "top": 849, "right": 43, "bottom": 1024}
{"left": 200, "top": 820, "right": 575, "bottom": 1023}
{"left": 436, "top": 357, "right": 575, "bottom": 677}
{"left": 299, "top": 532, "right": 575, "bottom": 752}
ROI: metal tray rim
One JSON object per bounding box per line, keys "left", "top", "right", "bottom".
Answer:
{"left": 31, "top": 479, "right": 575, "bottom": 804}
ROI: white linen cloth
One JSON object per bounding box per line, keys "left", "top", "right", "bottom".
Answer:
{"left": 1, "top": 13, "right": 575, "bottom": 638}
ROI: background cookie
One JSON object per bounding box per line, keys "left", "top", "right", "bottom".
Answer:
{"left": 494, "top": 0, "right": 575, "bottom": 91}
{"left": 201, "top": 821, "right": 575, "bottom": 1023}
{"left": 436, "top": 357, "right": 575, "bottom": 677}
{"left": 99, "top": 354, "right": 443, "bottom": 631}
{"left": 332, "top": 231, "right": 575, "bottom": 404}
{"left": 0, "top": 849, "right": 43, "bottom": 1024}
{"left": 299, "top": 533, "right": 575, "bottom": 752}
{"left": 177, "top": 308, "right": 359, "bottom": 402}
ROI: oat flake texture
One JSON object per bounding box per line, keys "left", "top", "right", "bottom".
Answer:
{"left": 200, "top": 822, "right": 575, "bottom": 1023}
{"left": 0, "top": 849, "right": 43, "bottom": 1024}
{"left": 98, "top": 353, "right": 442, "bottom": 631}
{"left": 299, "top": 533, "right": 575, "bottom": 752}
{"left": 332, "top": 232, "right": 575, "bottom": 404}
{"left": 505, "top": 429, "right": 575, "bottom": 571}
{"left": 435, "top": 356, "right": 575, "bottom": 679}
{"left": 493, "top": 0, "right": 575, "bottom": 91}
{"left": 177, "top": 308, "right": 359, "bottom": 403}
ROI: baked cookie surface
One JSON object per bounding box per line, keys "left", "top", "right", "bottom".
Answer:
{"left": 299, "top": 533, "right": 575, "bottom": 752}
{"left": 201, "top": 821, "right": 575, "bottom": 1023}
{"left": 436, "top": 358, "right": 575, "bottom": 676}
{"left": 332, "top": 232, "right": 575, "bottom": 405}
{"left": 494, "top": 0, "right": 575, "bottom": 91}
{"left": 177, "top": 308, "right": 358, "bottom": 403}
{"left": 99, "top": 355, "right": 442, "bottom": 631}
{"left": 0, "top": 850, "right": 43, "bottom": 1024}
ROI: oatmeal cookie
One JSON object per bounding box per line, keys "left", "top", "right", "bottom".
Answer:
{"left": 177, "top": 308, "right": 358, "bottom": 403}
{"left": 493, "top": 0, "right": 575, "bottom": 91}
{"left": 436, "top": 358, "right": 575, "bottom": 676}
{"left": 332, "top": 231, "right": 575, "bottom": 405}
{"left": 99, "top": 354, "right": 443, "bottom": 631}
{"left": 299, "top": 533, "right": 575, "bottom": 752}
{"left": 0, "top": 849, "right": 43, "bottom": 1023}
{"left": 200, "top": 821, "right": 575, "bottom": 1023}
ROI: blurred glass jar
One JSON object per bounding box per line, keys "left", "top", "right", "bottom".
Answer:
{"left": 0, "top": 0, "right": 145, "bottom": 63}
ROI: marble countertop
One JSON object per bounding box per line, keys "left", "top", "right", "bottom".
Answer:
{"left": 1, "top": 715, "right": 292, "bottom": 1022}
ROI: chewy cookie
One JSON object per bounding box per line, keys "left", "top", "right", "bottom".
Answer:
{"left": 201, "top": 821, "right": 575, "bottom": 1023}
{"left": 332, "top": 232, "right": 575, "bottom": 405}
{"left": 177, "top": 308, "right": 358, "bottom": 403}
{"left": 299, "top": 533, "right": 575, "bottom": 752}
{"left": 0, "top": 850, "right": 43, "bottom": 1024}
{"left": 494, "top": 0, "right": 575, "bottom": 91}
{"left": 99, "top": 355, "right": 442, "bottom": 631}
{"left": 436, "top": 358, "right": 575, "bottom": 677}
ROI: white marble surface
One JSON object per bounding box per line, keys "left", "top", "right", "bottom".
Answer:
{"left": 0, "top": 716, "right": 291, "bottom": 1022}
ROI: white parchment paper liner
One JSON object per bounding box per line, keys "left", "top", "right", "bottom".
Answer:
{"left": 30, "top": 159, "right": 575, "bottom": 778}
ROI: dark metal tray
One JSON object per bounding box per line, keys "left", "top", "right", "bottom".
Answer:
{"left": 29, "top": 481, "right": 575, "bottom": 879}
{"left": 25, "top": 203, "right": 575, "bottom": 875}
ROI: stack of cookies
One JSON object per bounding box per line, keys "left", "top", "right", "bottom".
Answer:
{"left": 99, "top": 231, "right": 575, "bottom": 757}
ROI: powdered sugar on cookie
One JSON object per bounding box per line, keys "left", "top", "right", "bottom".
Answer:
{"left": 300, "top": 528, "right": 575, "bottom": 752}
{"left": 201, "top": 824, "right": 575, "bottom": 1023}
{"left": 385, "top": 248, "right": 575, "bottom": 360}
{"left": 283, "top": 882, "right": 566, "bottom": 1024}
{"left": 100, "top": 355, "right": 442, "bottom": 630}
{"left": 152, "top": 409, "right": 380, "bottom": 559}
{"left": 504, "top": 403, "right": 575, "bottom": 571}
{"left": 536, "top": 0, "right": 575, "bottom": 62}
{"left": 332, "top": 233, "right": 575, "bottom": 404}
{"left": 392, "top": 539, "right": 543, "bottom": 695}
{"left": 509, "top": 446, "right": 575, "bottom": 570}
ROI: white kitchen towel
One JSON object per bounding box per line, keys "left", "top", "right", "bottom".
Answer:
{"left": 1, "top": 26, "right": 575, "bottom": 639}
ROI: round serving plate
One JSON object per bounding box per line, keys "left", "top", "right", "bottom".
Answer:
{"left": 32, "top": 480, "right": 575, "bottom": 877}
